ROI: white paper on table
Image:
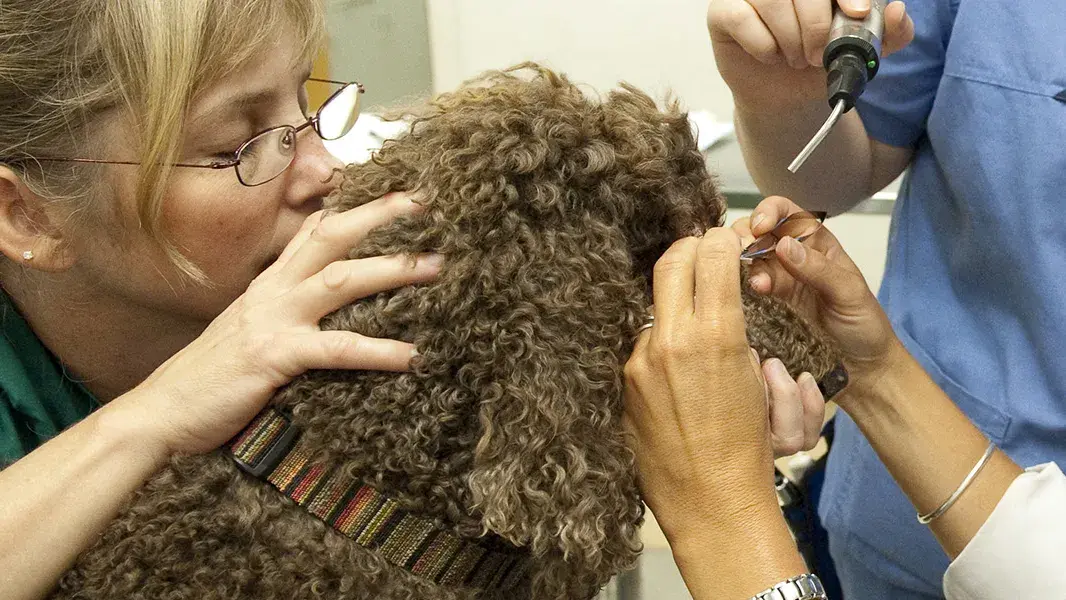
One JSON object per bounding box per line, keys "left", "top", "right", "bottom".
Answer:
{"left": 323, "top": 114, "right": 412, "bottom": 165}
{"left": 687, "top": 109, "right": 734, "bottom": 151}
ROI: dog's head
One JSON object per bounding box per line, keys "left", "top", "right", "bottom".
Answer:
{"left": 274, "top": 64, "right": 838, "bottom": 599}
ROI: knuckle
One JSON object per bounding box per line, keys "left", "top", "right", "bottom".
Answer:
{"left": 325, "top": 334, "right": 361, "bottom": 362}
{"left": 385, "top": 190, "right": 420, "bottom": 214}
{"left": 803, "top": 435, "right": 819, "bottom": 452}
{"left": 652, "top": 257, "right": 686, "bottom": 281}
{"left": 701, "top": 311, "right": 747, "bottom": 342}
{"left": 698, "top": 228, "right": 741, "bottom": 257}
{"left": 714, "top": 2, "right": 751, "bottom": 33}
{"left": 623, "top": 353, "right": 649, "bottom": 384}
{"left": 654, "top": 238, "right": 699, "bottom": 272}
{"left": 310, "top": 214, "right": 346, "bottom": 245}
{"left": 803, "top": 17, "right": 832, "bottom": 44}
{"left": 653, "top": 332, "right": 698, "bottom": 362}
{"left": 777, "top": 435, "right": 804, "bottom": 456}
{"left": 320, "top": 260, "right": 351, "bottom": 291}
{"left": 757, "top": 0, "right": 794, "bottom": 16}
{"left": 235, "top": 304, "right": 263, "bottom": 329}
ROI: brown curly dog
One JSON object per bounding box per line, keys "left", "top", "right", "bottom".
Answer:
{"left": 52, "top": 64, "right": 841, "bottom": 600}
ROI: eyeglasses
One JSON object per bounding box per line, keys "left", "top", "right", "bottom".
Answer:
{"left": 14, "top": 78, "right": 364, "bottom": 187}
{"left": 741, "top": 210, "right": 827, "bottom": 261}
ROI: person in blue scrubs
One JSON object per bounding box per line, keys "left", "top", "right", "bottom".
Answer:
{"left": 708, "top": 0, "right": 1066, "bottom": 597}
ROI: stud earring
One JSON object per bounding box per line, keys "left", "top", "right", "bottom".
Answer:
{"left": 21, "top": 250, "right": 34, "bottom": 261}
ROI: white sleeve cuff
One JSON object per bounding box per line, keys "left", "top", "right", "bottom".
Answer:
{"left": 943, "top": 462, "right": 1066, "bottom": 599}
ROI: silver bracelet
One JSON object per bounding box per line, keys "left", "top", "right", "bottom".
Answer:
{"left": 917, "top": 441, "right": 997, "bottom": 525}
{"left": 752, "top": 574, "right": 827, "bottom": 600}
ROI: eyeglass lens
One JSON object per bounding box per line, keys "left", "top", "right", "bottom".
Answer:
{"left": 741, "top": 211, "right": 826, "bottom": 259}
{"left": 236, "top": 127, "right": 299, "bottom": 186}
{"left": 236, "top": 83, "right": 362, "bottom": 186}
{"left": 317, "top": 84, "right": 362, "bottom": 140}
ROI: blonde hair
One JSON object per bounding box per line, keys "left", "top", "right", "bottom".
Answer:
{"left": 0, "top": 0, "right": 326, "bottom": 281}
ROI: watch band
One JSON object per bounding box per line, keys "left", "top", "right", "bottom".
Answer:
{"left": 752, "top": 574, "right": 827, "bottom": 600}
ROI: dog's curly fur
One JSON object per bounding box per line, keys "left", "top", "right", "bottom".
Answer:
{"left": 52, "top": 64, "right": 840, "bottom": 600}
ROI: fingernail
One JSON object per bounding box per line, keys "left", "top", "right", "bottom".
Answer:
{"left": 769, "top": 358, "right": 790, "bottom": 379}
{"left": 750, "top": 272, "right": 771, "bottom": 291}
{"left": 750, "top": 347, "right": 761, "bottom": 365}
{"left": 799, "top": 372, "right": 819, "bottom": 393}
{"left": 410, "top": 347, "right": 421, "bottom": 358}
{"left": 751, "top": 213, "right": 766, "bottom": 231}
{"left": 785, "top": 237, "right": 806, "bottom": 263}
{"left": 425, "top": 253, "right": 445, "bottom": 268}
{"left": 849, "top": 0, "right": 871, "bottom": 10}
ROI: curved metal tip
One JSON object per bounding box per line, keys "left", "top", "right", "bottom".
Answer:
{"left": 788, "top": 100, "right": 847, "bottom": 173}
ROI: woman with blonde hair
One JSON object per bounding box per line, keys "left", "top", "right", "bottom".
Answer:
{"left": 0, "top": 2, "right": 442, "bottom": 598}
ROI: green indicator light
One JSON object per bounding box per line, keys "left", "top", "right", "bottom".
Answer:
{"left": 867, "top": 60, "right": 877, "bottom": 69}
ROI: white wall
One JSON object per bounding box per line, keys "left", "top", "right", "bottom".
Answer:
{"left": 427, "top": 0, "right": 737, "bottom": 119}
{"left": 328, "top": 0, "right": 433, "bottom": 109}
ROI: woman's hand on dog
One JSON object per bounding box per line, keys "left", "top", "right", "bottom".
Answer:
{"left": 622, "top": 228, "right": 812, "bottom": 597}
{"left": 111, "top": 192, "right": 442, "bottom": 458}
{"left": 734, "top": 196, "right": 907, "bottom": 402}
{"left": 623, "top": 228, "right": 781, "bottom": 538}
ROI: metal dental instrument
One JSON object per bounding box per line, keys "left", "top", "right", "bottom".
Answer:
{"left": 789, "top": 0, "right": 887, "bottom": 173}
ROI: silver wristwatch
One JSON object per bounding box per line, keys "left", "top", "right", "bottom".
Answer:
{"left": 752, "top": 574, "right": 827, "bottom": 600}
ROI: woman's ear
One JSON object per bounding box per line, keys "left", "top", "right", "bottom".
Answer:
{"left": 0, "top": 166, "right": 75, "bottom": 272}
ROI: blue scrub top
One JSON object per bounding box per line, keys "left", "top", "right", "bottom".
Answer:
{"left": 819, "top": 0, "right": 1066, "bottom": 595}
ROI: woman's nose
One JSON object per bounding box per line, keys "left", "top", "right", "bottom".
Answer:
{"left": 283, "top": 128, "right": 346, "bottom": 209}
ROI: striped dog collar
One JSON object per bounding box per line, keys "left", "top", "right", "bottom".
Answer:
{"left": 226, "top": 407, "right": 530, "bottom": 591}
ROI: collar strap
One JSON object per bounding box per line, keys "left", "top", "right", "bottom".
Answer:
{"left": 226, "top": 408, "right": 530, "bottom": 591}
{"left": 816, "top": 362, "right": 849, "bottom": 400}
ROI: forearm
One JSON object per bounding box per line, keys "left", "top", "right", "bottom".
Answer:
{"left": 658, "top": 481, "right": 808, "bottom": 600}
{"left": 0, "top": 393, "right": 169, "bottom": 600}
{"left": 842, "top": 347, "right": 1023, "bottom": 558}
{"left": 734, "top": 100, "right": 898, "bottom": 215}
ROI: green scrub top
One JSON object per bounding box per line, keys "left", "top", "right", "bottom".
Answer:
{"left": 0, "top": 290, "right": 98, "bottom": 465}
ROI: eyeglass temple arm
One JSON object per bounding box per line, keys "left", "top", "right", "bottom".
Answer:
{"left": 26, "top": 157, "right": 235, "bottom": 170}
{"left": 308, "top": 77, "right": 364, "bottom": 92}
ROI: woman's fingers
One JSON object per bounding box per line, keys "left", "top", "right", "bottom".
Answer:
{"left": 274, "top": 210, "right": 329, "bottom": 268}
{"left": 882, "top": 1, "right": 915, "bottom": 56}
{"left": 764, "top": 358, "right": 808, "bottom": 457}
{"left": 749, "top": 0, "right": 806, "bottom": 69}
{"left": 732, "top": 215, "right": 756, "bottom": 247}
{"left": 774, "top": 236, "right": 868, "bottom": 309}
{"left": 709, "top": 0, "right": 783, "bottom": 64}
{"left": 276, "top": 191, "right": 424, "bottom": 288}
{"left": 749, "top": 195, "right": 806, "bottom": 236}
{"left": 797, "top": 372, "right": 826, "bottom": 449}
{"left": 652, "top": 237, "right": 701, "bottom": 328}
{"left": 285, "top": 253, "right": 444, "bottom": 323}
{"left": 265, "top": 330, "right": 417, "bottom": 380}
{"left": 694, "top": 229, "right": 746, "bottom": 330}
{"left": 794, "top": 0, "right": 834, "bottom": 67}
{"left": 764, "top": 361, "right": 824, "bottom": 456}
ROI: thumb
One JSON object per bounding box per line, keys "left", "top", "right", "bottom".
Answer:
{"left": 775, "top": 236, "right": 868, "bottom": 310}
{"left": 837, "top": 0, "right": 872, "bottom": 18}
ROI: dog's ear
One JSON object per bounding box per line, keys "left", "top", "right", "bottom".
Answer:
{"left": 462, "top": 235, "right": 645, "bottom": 591}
